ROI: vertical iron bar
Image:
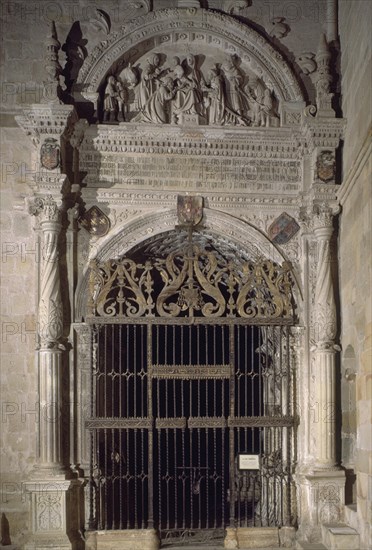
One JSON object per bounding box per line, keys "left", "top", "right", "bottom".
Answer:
{"left": 119, "top": 427, "right": 123, "bottom": 529}
{"left": 286, "top": 327, "right": 292, "bottom": 526}
{"left": 134, "top": 427, "right": 138, "bottom": 528}
{"left": 229, "top": 323, "right": 236, "bottom": 527}
{"left": 126, "top": 428, "right": 129, "bottom": 528}
{"left": 213, "top": 427, "right": 217, "bottom": 528}
{"left": 111, "top": 427, "right": 115, "bottom": 529}
{"left": 134, "top": 326, "right": 137, "bottom": 418}
{"left": 126, "top": 327, "right": 130, "bottom": 418}
{"left": 147, "top": 325, "right": 154, "bottom": 528}
{"left": 104, "top": 427, "right": 108, "bottom": 529}
{"left": 104, "top": 325, "right": 107, "bottom": 418}
{"left": 141, "top": 428, "right": 145, "bottom": 528}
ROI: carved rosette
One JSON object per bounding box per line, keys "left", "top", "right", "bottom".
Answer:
{"left": 29, "top": 195, "right": 63, "bottom": 348}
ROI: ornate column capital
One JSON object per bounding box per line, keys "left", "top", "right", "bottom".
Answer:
{"left": 313, "top": 203, "right": 336, "bottom": 237}
{"left": 28, "top": 194, "right": 62, "bottom": 227}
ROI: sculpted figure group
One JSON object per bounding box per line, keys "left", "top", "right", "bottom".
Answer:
{"left": 102, "top": 53, "right": 279, "bottom": 127}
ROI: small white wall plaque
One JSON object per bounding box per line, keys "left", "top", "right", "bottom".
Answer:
{"left": 238, "top": 454, "right": 260, "bottom": 470}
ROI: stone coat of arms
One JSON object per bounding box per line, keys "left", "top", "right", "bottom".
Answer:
{"left": 40, "top": 138, "right": 60, "bottom": 170}
{"left": 177, "top": 195, "right": 203, "bottom": 227}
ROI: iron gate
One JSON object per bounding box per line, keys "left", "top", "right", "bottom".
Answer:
{"left": 87, "top": 321, "right": 296, "bottom": 543}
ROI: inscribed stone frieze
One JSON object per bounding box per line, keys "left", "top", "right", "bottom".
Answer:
{"left": 80, "top": 153, "right": 301, "bottom": 193}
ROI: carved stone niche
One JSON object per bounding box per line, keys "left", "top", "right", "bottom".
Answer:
{"left": 73, "top": 8, "right": 305, "bottom": 124}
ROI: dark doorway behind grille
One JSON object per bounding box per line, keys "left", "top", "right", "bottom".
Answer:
{"left": 88, "top": 323, "right": 295, "bottom": 540}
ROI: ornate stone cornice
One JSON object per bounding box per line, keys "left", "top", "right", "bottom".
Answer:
{"left": 74, "top": 8, "right": 303, "bottom": 103}
{"left": 302, "top": 117, "right": 346, "bottom": 150}
{"left": 15, "top": 104, "right": 78, "bottom": 147}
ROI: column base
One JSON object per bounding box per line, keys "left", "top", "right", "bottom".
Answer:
{"left": 24, "top": 535, "right": 78, "bottom": 550}
{"left": 238, "top": 527, "right": 280, "bottom": 548}
{"left": 85, "top": 530, "right": 159, "bottom": 550}
{"left": 23, "top": 479, "right": 84, "bottom": 550}
{"left": 296, "top": 470, "right": 346, "bottom": 543}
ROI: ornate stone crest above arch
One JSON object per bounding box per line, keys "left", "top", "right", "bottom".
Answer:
{"left": 74, "top": 7, "right": 304, "bottom": 112}
{"left": 75, "top": 207, "right": 303, "bottom": 321}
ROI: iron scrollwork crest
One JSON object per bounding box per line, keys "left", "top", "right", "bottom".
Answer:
{"left": 88, "top": 246, "right": 294, "bottom": 322}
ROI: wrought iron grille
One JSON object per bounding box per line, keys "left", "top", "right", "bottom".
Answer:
{"left": 87, "top": 321, "right": 297, "bottom": 541}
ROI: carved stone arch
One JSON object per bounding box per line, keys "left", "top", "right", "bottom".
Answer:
{"left": 75, "top": 207, "right": 303, "bottom": 320}
{"left": 74, "top": 7, "right": 304, "bottom": 109}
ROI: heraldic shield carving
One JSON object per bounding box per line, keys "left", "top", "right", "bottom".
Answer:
{"left": 80, "top": 205, "right": 110, "bottom": 237}
{"left": 40, "top": 138, "right": 60, "bottom": 170}
{"left": 177, "top": 195, "right": 203, "bottom": 227}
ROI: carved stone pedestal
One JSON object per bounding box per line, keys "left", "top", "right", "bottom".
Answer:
{"left": 236, "top": 527, "right": 280, "bottom": 548}
{"left": 85, "top": 529, "right": 159, "bottom": 550}
{"left": 297, "top": 470, "right": 346, "bottom": 543}
{"left": 23, "top": 480, "right": 83, "bottom": 550}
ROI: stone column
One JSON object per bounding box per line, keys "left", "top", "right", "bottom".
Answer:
{"left": 30, "top": 196, "right": 65, "bottom": 472}
{"left": 299, "top": 205, "right": 345, "bottom": 542}
{"left": 312, "top": 204, "right": 338, "bottom": 469}
{"left": 23, "top": 196, "right": 82, "bottom": 550}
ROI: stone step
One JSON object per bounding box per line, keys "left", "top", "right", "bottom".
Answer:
{"left": 296, "top": 542, "right": 328, "bottom": 550}
{"left": 321, "top": 523, "right": 360, "bottom": 550}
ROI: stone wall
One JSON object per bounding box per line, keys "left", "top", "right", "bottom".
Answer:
{"left": 0, "top": 129, "right": 38, "bottom": 546}
{"left": 339, "top": 1, "right": 372, "bottom": 548}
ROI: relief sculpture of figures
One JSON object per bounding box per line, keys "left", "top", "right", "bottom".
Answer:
{"left": 133, "top": 76, "right": 176, "bottom": 124}
{"left": 137, "top": 53, "right": 162, "bottom": 112}
{"left": 203, "top": 65, "right": 247, "bottom": 126}
{"left": 101, "top": 50, "right": 279, "bottom": 127}
{"left": 171, "top": 57, "right": 200, "bottom": 124}
{"left": 185, "top": 54, "right": 205, "bottom": 116}
{"left": 103, "top": 76, "right": 118, "bottom": 122}
{"left": 222, "top": 55, "right": 246, "bottom": 117}
{"left": 203, "top": 65, "right": 226, "bottom": 125}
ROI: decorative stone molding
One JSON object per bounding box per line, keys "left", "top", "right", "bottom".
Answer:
{"left": 73, "top": 323, "right": 92, "bottom": 472}
{"left": 222, "top": 0, "right": 251, "bottom": 15}
{"left": 296, "top": 53, "right": 317, "bottom": 75}
{"left": 16, "top": 104, "right": 78, "bottom": 148}
{"left": 269, "top": 17, "right": 290, "bottom": 39}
